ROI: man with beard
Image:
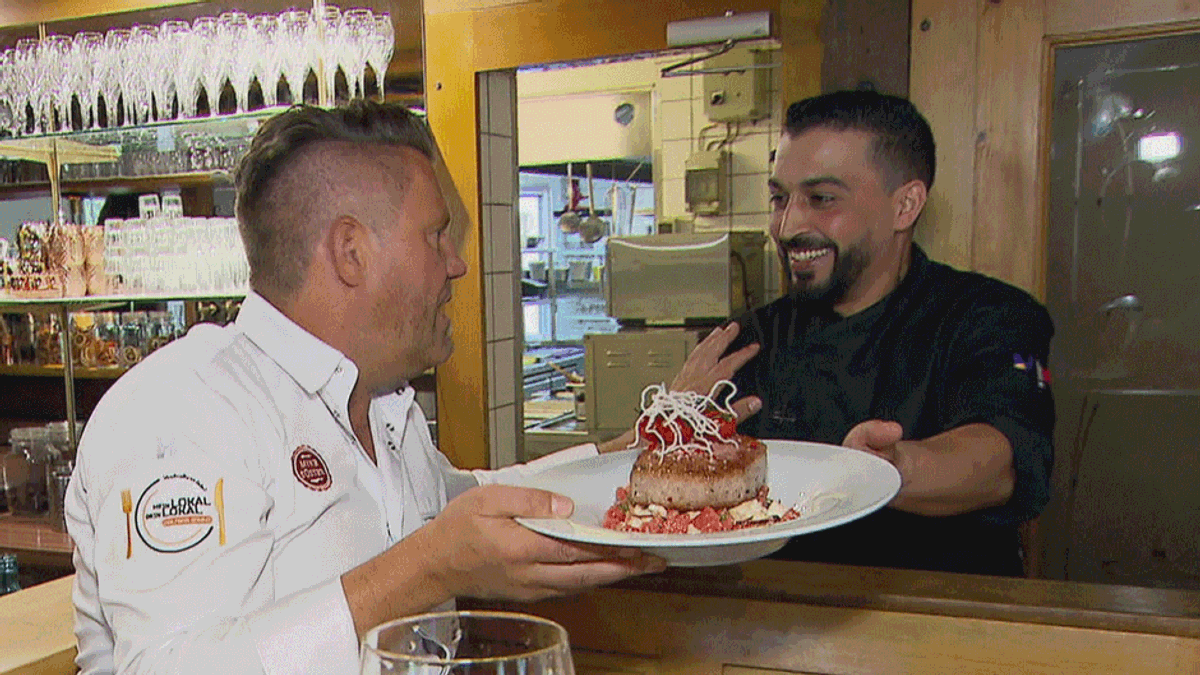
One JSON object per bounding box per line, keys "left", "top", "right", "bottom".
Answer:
{"left": 681, "top": 91, "right": 1054, "bottom": 576}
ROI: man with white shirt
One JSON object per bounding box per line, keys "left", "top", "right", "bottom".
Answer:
{"left": 65, "top": 101, "right": 670, "bottom": 674}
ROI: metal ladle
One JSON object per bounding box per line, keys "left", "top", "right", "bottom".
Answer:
{"left": 557, "top": 162, "right": 581, "bottom": 234}
{"left": 580, "top": 163, "right": 607, "bottom": 244}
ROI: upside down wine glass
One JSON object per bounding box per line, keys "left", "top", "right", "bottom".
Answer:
{"left": 365, "top": 13, "right": 394, "bottom": 102}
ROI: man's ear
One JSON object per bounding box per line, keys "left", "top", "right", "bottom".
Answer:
{"left": 326, "top": 215, "right": 373, "bottom": 287}
{"left": 892, "top": 180, "right": 928, "bottom": 233}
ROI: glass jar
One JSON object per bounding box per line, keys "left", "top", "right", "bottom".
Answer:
{"left": 4, "top": 427, "right": 49, "bottom": 516}
{"left": 118, "top": 311, "right": 147, "bottom": 367}
{"left": 0, "top": 553, "right": 20, "bottom": 595}
{"left": 43, "top": 421, "right": 82, "bottom": 462}
{"left": 94, "top": 312, "right": 122, "bottom": 368}
{"left": 32, "top": 312, "right": 62, "bottom": 366}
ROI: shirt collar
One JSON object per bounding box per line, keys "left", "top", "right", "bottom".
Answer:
{"left": 236, "top": 291, "right": 353, "bottom": 395}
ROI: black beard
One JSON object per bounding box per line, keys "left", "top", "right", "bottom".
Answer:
{"left": 781, "top": 237, "right": 871, "bottom": 306}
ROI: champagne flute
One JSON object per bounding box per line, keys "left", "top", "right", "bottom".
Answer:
{"left": 360, "top": 610, "right": 575, "bottom": 675}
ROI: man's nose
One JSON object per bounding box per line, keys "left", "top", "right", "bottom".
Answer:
{"left": 446, "top": 247, "right": 468, "bottom": 279}
{"left": 774, "top": 199, "right": 810, "bottom": 240}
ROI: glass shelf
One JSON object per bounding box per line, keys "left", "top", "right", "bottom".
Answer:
{"left": 0, "top": 364, "right": 127, "bottom": 379}
{"left": 0, "top": 291, "right": 245, "bottom": 312}
{"left": 0, "top": 108, "right": 287, "bottom": 191}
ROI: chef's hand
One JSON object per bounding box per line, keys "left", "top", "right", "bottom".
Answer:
{"left": 842, "top": 420, "right": 904, "bottom": 466}
{"left": 596, "top": 322, "right": 761, "bottom": 454}
{"left": 669, "top": 321, "right": 762, "bottom": 421}
{"left": 419, "top": 484, "right": 664, "bottom": 600}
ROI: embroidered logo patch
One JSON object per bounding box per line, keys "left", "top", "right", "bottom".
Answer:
{"left": 134, "top": 474, "right": 215, "bottom": 553}
{"left": 292, "top": 445, "right": 332, "bottom": 492}
{"left": 1013, "top": 353, "right": 1051, "bottom": 389}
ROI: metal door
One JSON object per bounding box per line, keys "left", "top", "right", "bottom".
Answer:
{"left": 1042, "top": 32, "right": 1200, "bottom": 587}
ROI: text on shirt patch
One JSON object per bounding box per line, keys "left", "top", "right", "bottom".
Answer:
{"left": 292, "top": 445, "right": 332, "bottom": 491}
{"left": 134, "top": 473, "right": 217, "bottom": 553}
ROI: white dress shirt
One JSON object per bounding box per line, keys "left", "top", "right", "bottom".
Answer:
{"left": 65, "top": 292, "right": 596, "bottom": 675}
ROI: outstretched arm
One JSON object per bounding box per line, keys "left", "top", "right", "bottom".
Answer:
{"left": 842, "top": 420, "right": 1015, "bottom": 516}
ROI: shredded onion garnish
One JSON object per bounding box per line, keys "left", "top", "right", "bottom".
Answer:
{"left": 627, "top": 380, "right": 739, "bottom": 460}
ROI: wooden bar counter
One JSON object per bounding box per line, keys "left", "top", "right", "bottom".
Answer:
{"left": 4, "top": 560, "right": 1200, "bottom": 674}
{"left": 467, "top": 561, "right": 1200, "bottom": 675}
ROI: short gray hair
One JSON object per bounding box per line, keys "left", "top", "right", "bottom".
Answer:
{"left": 234, "top": 100, "right": 435, "bottom": 297}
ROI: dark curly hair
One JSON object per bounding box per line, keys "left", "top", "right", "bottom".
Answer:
{"left": 785, "top": 90, "right": 936, "bottom": 191}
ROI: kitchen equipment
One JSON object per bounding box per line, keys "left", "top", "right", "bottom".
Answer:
{"left": 557, "top": 163, "right": 581, "bottom": 234}
{"left": 606, "top": 231, "right": 767, "bottom": 323}
{"left": 580, "top": 163, "right": 607, "bottom": 244}
{"left": 584, "top": 329, "right": 698, "bottom": 433}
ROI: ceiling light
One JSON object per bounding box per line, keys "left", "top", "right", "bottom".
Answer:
{"left": 1138, "top": 132, "right": 1181, "bottom": 163}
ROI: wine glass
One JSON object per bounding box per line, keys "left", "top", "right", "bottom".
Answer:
{"left": 308, "top": 4, "right": 342, "bottom": 105}
{"left": 217, "top": 11, "right": 252, "bottom": 113}
{"left": 156, "top": 20, "right": 191, "bottom": 120}
{"left": 249, "top": 14, "right": 282, "bottom": 108}
{"left": 360, "top": 611, "right": 575, "bottom": 675}
{"left": 43, "top": 34, "right": 76, "bottom": 131}
{"left": 277, "top": 9, "right": 312, "bottom": 105}
{"left": 365, "top": 13, "right": 394, "bottom": 102}
{"left": 0, "top": 49, "right": 17, "bottom": 135}
{"left": 14, "top": 38, "right": 48, "bottom": 134}
{"left": 101, "top": 28, "right": 132, "bottom": 126}
{"left": 192, "top": 16, "right": 226, "bottom": 116}
{"left": 340, "top": 8, "right": 374, "bottom": 100}
{"left": 127, "top": 25, "right": 159, "bottom": 124}
{"left": 72, "top": 32, "right": 105, "bottom": 128}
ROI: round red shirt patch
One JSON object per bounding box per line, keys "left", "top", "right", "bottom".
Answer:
{"left": 292, "top": 446, "right": 332, "bottom": 492}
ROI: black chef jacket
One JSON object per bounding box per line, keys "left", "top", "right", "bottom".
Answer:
{"left": 730, "top": 245, "right": 1054, "bottom": 576}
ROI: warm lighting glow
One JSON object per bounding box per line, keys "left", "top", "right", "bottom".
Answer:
{"left": 1138, "top": 132, "right": 1181, "bottom": 163}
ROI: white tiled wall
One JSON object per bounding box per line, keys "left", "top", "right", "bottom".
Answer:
{"left": 652, "top": 46, "right": 785, "bottom": 300}
{"left": 478, "top": 69, "right": 522, "bottom": 469}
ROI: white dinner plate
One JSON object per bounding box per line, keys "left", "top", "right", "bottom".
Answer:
{"left": 508, "top": 439, "right": 902, "bottom": 567}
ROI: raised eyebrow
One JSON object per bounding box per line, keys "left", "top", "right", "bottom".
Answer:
{"left": 800, "top": 175, "right": 850, "bottom": 191}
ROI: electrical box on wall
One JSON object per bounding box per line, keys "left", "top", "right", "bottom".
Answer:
{"left": 685, "top": 150, "right": 727, "bottom": 215}
{"left": 703, "top": 47, "right": 772, "bottom": 122}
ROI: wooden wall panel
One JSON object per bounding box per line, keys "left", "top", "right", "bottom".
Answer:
{"left": 1046, "top": 0, "right": 1200, "bottom": 36}
{"left": 819, "top": 0, "right": 909, "bottom": 96}
{"left": 908, "top": 0, "right": 978, "bottom": 273}
{"left": 972, "top": 0, "right": 1046, "bottom": 295}
{"left": 912, "top": 0, "right": 1200, "bottom": 301}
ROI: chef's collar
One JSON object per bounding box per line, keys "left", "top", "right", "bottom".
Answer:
{"left": 236, "top": 291, "right": 356, "bottom": 395}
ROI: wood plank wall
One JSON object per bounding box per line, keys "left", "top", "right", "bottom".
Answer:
{"left": 909, "top": 0, "right": 1200, "bottom": 300}
{"left": 820, "top": 0, "right": 909, "bottom": 96}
